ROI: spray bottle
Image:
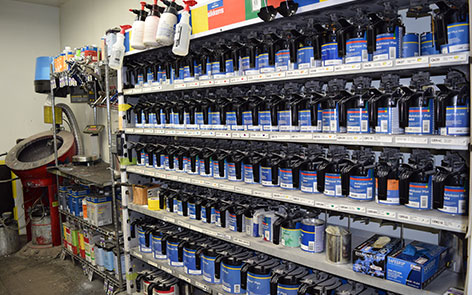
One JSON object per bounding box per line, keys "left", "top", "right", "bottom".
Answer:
{"left": 143, "top": 0, "right": 164, "bottom": 47}
{"left": 172, "top": 0, "right": 197, "bottom": 56}
{"left": 109, "top": 25, "right": 132, "bottom": 70}
{"left": 155, "top": 0, "right": 183, "bottom": 46}
{"left": 129, "top": 2, "right": 148, "bottom": 50}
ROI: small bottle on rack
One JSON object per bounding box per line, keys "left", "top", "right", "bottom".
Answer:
{"left": 129, "top": 2, "right": 148, "bottom": 50}
{"left": 172, "top": 0, "right": 197, "bottom": 56}
{"left": 109, "top": 25, "right": 132, "bottom": 70}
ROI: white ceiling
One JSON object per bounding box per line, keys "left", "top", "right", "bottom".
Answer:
{"left": 9, "top": 0, "right": 67, "bottom": 7}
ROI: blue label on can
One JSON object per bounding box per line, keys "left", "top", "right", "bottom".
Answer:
{"left": 402, "top": 33, "right": 419, "bottom": 58}
{"left": 374, "top": 33, "right": 397, "bottom": 61}
{"left": 247, "top": 272, "right": 271, "bottom": 295}
{"left": 277, "top": 283, "right": 299, "bottom": 295}
{"left": 298, "top": 109, "right": 312, "bottom": 128}
{"left": 215, "top": 209, "right": 224, "bottom": 227}
{"left": 278, "top": 110, "right": 299, "bottom": 131}
{"left": 138, "top": 229, "right": 152, "bottom": 253}
{"left": 228, "top": 213, "right": 238, "bottom": 231}
{"left": 322, "top": 107, "right": 342, "bottom": 133}
{"left": 406, "top": 99, "right": 434, "bottom": 134}
{"left": 441, "top": 105, "right": 469, "bottom": 135}
{"left": 226, "top": 111, "right": 238, "bottom": 130}
{"left": 147, "top": 71, "right": 154, "bottom": 84}
{"left": 226, "top": 59, "right": 234, "bottom": 74}
{"left": 241, "top": 56, "right": 251, "bottom": 71}
{"left": 447, "top": 22, "right": 469, "bottom": 52}
{"left": 188, "top": 203, "right": 196, "bottom": 219}
{"left": 262, "top": 216, "right": 275, "bottom": 242}
{"left": 203, "top": 255, "right": 219, "bottom": 284}
{"left": 202, "top": 206, "right": 208, "bottom": 223}
{"left": 406, "top": 180, "right": 432, "bottom": 210}
{"left": 375, "top": 107, "right": 403, "bottom": 134}
{"left": 209, "top": 111, "right": 221, "bottom": 126}
{"left": 297, "top": 46, "right": 314, "bottom": 69}
{"left": 199, "top": 159, "right": 213, "bottom": 177}
{"left": 349, "top": 171, "right": 375, "bottom": 201}
{"left": 321, "top": 42, "right": 342, "bottom": 66}
{"left": 222, "top": 263, "right": 243, "bottom": 294}
{"left": 324, "top": 173, "right": 343, "bottom": 197}
{"left": 184, "top": 248, "right": 201, "bottom": 275}
{"left": 228, "top": 162, "right": 242, "bottom": 182}
{"left": 242, "top": 111, "right": 253, "bottom": 129}
{"left": 421, "top": 32, "right": 439, "bottom": 55}
{"left": 260, "top": 166, "right": 277, "bottom": 187}
{"left": 279, "top": 168, "right": 295, "bottom": 190}
{"left": 183, "top": 66, "right": 191, "bottom": 79}
{"left": 167, "top": 242, "right": 183, "bottom": 267}
{"left": 438, "top": 186, "right": 467, "bottom": 215}
{"left": 257, "top": 53, "right": 272, "bottom": 70}
{"left": 211, "top": 62, "right": 221, "bottom": 74}
{"left": 300, "top": 170, "right": 318, "bottom": 193}
{"left": 137, "top": 74, "right": 144, "bottom": 85}
{"left": 346, "top": 37, "right": 369, "bottom": 64}
{"left": 259, "top": 110, "right": 278, "bottom": 131}
{"left": 276, "top": 49, "right": 291, "bottom": 70}
{"left": 152, "top": 236, "right": 166, "bottom": 259}
{"left": 301, "top": 222, "right": 325, "bottom": 253}
{"left": 177, "top": 200, "right": 184, "bottom": 215}
{"left": 244, "top": 164, "right": 256, "bottom": 184}
{"left": 347, "top": 107, "right": 370, "bottom": 133}
{"left": 195, "top": 112, "right": 204, "bottom": 127}
{"left": 245, "top": 216, "right": 261, "bottom": 237}
{"left": 213, "top": 160, "right": 225, "bottom": 179}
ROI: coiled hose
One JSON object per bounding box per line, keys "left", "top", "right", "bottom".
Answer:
{"left": 56, "top": 103, "right": 84, "bottom": 155}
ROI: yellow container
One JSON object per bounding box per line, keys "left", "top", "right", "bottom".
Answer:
{"left": 148, "top": 197, "right": 161, "bottom": 211}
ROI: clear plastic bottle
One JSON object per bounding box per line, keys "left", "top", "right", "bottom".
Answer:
{"left": 109, "top": 25, "right": 132, "bottom": 70}
{"left": 143, "top": 0, "right": 162, "bottom": 47}
{"left": 155, "top": 0, "right": 183, "bottom": 46}
{"left": 172, "top": 0, "right": 197, "bottom": 56}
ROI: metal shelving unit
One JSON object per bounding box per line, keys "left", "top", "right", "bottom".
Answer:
{"left": 118, "top": 1, "right": 472, "bottom": 294}
{"left": 123, "top": 52, "right": 469, "bottom": 96}
{"left": 47, "top": 161, "right": 113, "bottom": 187}
{"left": 124, "top": 128, "right": 470, "bottom": 150}
{"left": 59, "top": 209, "right": 119, "bottom": 238}
{"left": 127, "top": 203, "right": 462, "bottom": 295}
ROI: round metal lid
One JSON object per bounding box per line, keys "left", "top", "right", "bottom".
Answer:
{"left": 72, "top": 154, "right": 99, "bottom": 163}
{"left": 5, "top": 130, "right": 75, "bottom": 171}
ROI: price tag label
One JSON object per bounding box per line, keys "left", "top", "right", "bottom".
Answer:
{"left": 219, "top": 184, "right": 235, "bottom": 191}
{"left": 362, "top": 135, "right": 375, "bottom": 142}
{"left": 397, "top": 214, "right": 410, "bottom": 222}
{"left": 233, "top": 238, "right": 250, "bottom": 246}
{"left": 214, "top": 79, "right": 229, "bottom": 85}
{"left": 444, "top": 221, "right": 467, "bottom": 232}
{"left": 250, "top": 132, "right": 269, "bottom": 139}
{"left": 363, "top": 60, "right": 393, "bottom": 69}
{"left": 234, "top": 186, "right": 252, "bottom": 195}
{"left": 431, "top": 218, "right": 445, "bottom": 227}
{"left": 175, "top": 130, "right": 187, "bottom": 135}
{"left": 163, "top": 216, "right": 175, "bottom": 223}
{"left": 191, "top": 179, "right": 202, "bottom": 185}
{"left": 174, "top": 83, "right": 186, "bottom": 89}
{"left": 169, "top": 175, "right": 179, "bottom": 181}
{"left": 215, "top": 132, "right": 231, "bottom": 138}
{"left": 272, "top": 193, "right": 287, "bottom": 200}
{"left": 134, "top": 129, "right": 144, "bottom": 134}
{"left": 201, "top": 131, "right": 215, "bottom": 137}
{"left": 195, "top": 281, "right": 209, "bottom": 291}
{"left": 190, "top": 225, "right": 203, "bottom": 233}
{"left": 337, "top": 135, "right": 359, "bottom": 142}
{"left": 200, "top": 80, "right": 213, "bottom": 86}
{"left": 298, "top": 198, "right": 315, "bottom": 206}
{"left": 430, "top": 53, "right": 467, "bottom": 64}
{"left": 253, "top": 190, "right": 272, "bottom": 198}
{"left": 203, "top": 230, "right": 217, "bottom": 237}
{"left": 315, "top": 201, "right": 327, "bottom": 209}
{"left": 247, "top": 75, "right": 259, "bottom": 81}
{"left": 178, "top": 177, "right": 190, "bottom": 183}
{"left": 430, "top": 137, "right": 468, "bottom": 147}
{"left": 409, "top": 215, "right": 431, "bottom": 225}
{"left": 340, "top": 205, "right": 366, "bottom": 213}
{"left": 314, "top": 134, "right": 337, "bottom": 140}
{"left": 271, "top": 72, "right": 286, "bottom": 78}
{"left": 211, "top": 182, "right": 219, "bottom": 188}
{"left": 291, "top": 133, "right": 312, "bottom": 140}
{"left": 270, "top": 134, "right": 291, "bottom": 140}
{"left": 125, "top": 128, "right": 134, "bottom": 133}
{"left": 177, "top": 220, "right": 189, "bottom": 228}
{"left": 335, "top": 63, "right": 361, "bottom": 72}
{"left": 312, "top": 66, "right": 334, "bottom": 74}
{"left": 240, "top": 132, "right": 250, "bottom": 138}
{"left": 151, "top": 86, "right": 163, "bottom": 91}
{"left": 395, "top": 56, "right": 429, "bottom": 66}
{"left": 395, "top": 136, "right": 428, "bottom": 145}
{"left": 230, "top": 76, "right": 248, "bottom": 83}
{"left": 216, "top": 233, "right": 232, "bottom": 240}
{"left": 379, "top": 136, "right": 393, "bottom": 143}
{"left": 144, "top": 129, "right": 154, "bottom": 134}
{"left": 327, "top": 203, "right": 339, "bottom": 210}
{"left": 366, "top": 208, "right": 396, "bottom": 218}
{"left": 188, "top": 82, "right": 200, "bottom": 87}
{"left": 155, "top": 129, "right": 165, "bottom": 134}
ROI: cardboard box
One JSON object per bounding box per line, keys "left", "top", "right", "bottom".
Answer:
{"left": 353, "top": 234, "right": 402, "bottom": 278}
{"left": 386, "top": 241, "right": 450, "bottom": 289}
{"left": 132, "top": 184, "right": 160, "bottom": 205}
{"left": 86, "top": 195, "right": 112, "bottom": 226}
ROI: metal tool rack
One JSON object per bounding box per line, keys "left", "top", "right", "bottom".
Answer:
{"left": 48, "top": 47, "right": 124, "bottom": 292}
{"left": 117, "top": 1, "right": 472, "bottom": 294}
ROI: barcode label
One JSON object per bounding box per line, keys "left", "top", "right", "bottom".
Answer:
{"left": 459, "top": 200, "right": 466, "bottom": 214}
{"left": 251, "top": 0, "right": 261, "bottom": 11}
{"left": 367, "top": 187, "right": 372, "bottom": 199}
{"left": 381, "top": 120, "right": 388, "bottom": 132}
{"left": 423, "top": 120, "right": 430, "bottom": 133}
{"left": 330, "top": 120, "right": 336, "bottom": 132}
{"left": 421, "top": 195, "right": 428, "bottom": 208}
{"left": 335, "top": 185, "right": 342, "bottom": 196}
{"left": 389, "top": 47, "right": 396, "bottom": 59}
{"left": 361, "top": 121, "right": 368, "bottom": 132}
{"left": 308, "top": 241, "right": 315, "bottom": 251}
{"left": 234, "top": 285, "right": 241, "bottom": 293}
{"left": 362, "top": 50, "right": 368, "bottom": 61}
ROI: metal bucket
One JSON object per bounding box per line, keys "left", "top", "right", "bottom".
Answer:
{"left": 0, "top": 213, "right": 20, "bottom": 256}
{"left": 31, "top": 213, "right": 52, "bottom": 246}
{"left": 325, "top": 225, "right": 351, "bottom": 264}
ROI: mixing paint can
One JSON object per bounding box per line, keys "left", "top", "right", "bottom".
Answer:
{"left": 402, "top": 33, "right": 419, "bottom": 58}
{"left": 446, "top": 22, "right": 469, "bottom": 53}
{"left": 420, "top": 32, "right": 439, "bottom": 55}
{"left": 301, "top": 218, "right": 325, "bottom": 253}
{"left": 345, "top": 37, "right": 369, "bottom": 64}
{"left": 325, "top": 226, "right": 351, "bottom": 264}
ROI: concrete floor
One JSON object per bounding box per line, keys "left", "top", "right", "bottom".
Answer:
{"left": 0, "top": 242, "right": 105, "bottom": 295}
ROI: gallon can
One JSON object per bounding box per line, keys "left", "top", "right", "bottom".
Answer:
{"left": 31, "top": 212, "right": 52, "bottom": 246}
{"left": 446, "top": 22, "right": 469, "bottom": 53}
{"left": 373, "top": 33, "right": 397, "bottom": 61}
{"left": 348, "top": 170, "right": 375, "bottom": 201}
{"left": 300, "top": 170, "right": 318, "bottom": 193}
{"left": 345, "top": 37, "right": 369, "bottom": 64}
{"left": 402, "top": 33, "right": 419, "bottom": 58}
{"left": 405, "top": 179, "right": 433, "bottom": 210}
{"left": 300, "top": 218, "right": 325, "bottom": 253}
{"left": 324, "top": 173, "right": 343, "bottom": 197}
{"left": 321, "top": 43, "right": 342, "bottom": 66}
{"left": 438, "top": 186, "right": 467, "bottom": 215}
{"left": 0, "top": 213, "right": 20, "bottom": 256}
{"left": 420, "top": 32, "right": 439, "bottom": 55}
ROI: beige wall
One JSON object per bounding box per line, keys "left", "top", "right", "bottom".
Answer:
{"left": 0, "top": 0, "right": 60, "bottom": 154}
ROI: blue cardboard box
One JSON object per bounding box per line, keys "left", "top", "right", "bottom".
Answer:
{"left": 386, "top": 241, "right": 450, "bottom": 289}
{"left": 353, "top": 234, "right": 402, "bottom": 278}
